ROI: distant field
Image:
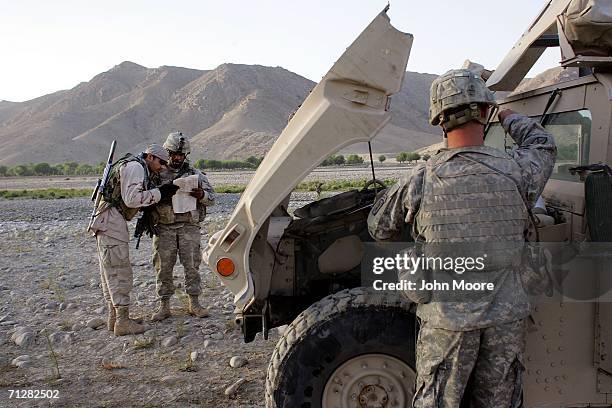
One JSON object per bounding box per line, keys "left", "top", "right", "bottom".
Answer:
{"left": 0, "top": 164, "right": 415, "bottom": 191}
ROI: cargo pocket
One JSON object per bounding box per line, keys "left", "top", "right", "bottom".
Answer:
{"left": 103, "top": 244, "right": 130, "bottom": 268}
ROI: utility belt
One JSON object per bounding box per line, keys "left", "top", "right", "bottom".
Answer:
{"left": 154, "top": 203, "right": 206, "bottom": 225}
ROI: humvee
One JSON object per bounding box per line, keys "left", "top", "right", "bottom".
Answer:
{"left": 204, "top": 1, "right": 612, "bottom": 406}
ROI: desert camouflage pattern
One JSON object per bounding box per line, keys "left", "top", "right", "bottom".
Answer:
{"left": 153, "top": 161, "right": 215, "bottom": 225}
{"left": 153, "top": 223, "right": 202, "bottom": 298}
{"left": 152, "top": 160, "right": 214, "bottom": 299}
{"left": 96, "top": 234, "right": 133, "bottom": 306}
{"left": 414, "top": 319, "right": 525, "bottom": 407}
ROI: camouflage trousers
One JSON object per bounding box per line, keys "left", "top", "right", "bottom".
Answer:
{"left": 96, "top": 233, "right": 133, "bottom": 306}
{"left": 152, "top": 223, "right": 202, "bottom": 299}
{"left": 414, "top": 319, "right": 526, "bottom": 408}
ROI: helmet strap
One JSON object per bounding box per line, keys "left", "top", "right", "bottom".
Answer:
{"left": 441, "top": 103, "right": 487, "bottom": 132}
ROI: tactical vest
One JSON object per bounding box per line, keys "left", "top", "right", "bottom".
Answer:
{"left": 100, "top": 153, "right": 149, "bottom": 221}
{"left": 153, "top": 160, "right": 206, "bottom": 225}
{"left": 415, "top": 146, "right": 528, "bottom": 268}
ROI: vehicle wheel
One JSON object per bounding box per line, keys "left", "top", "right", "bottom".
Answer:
{"left": 265, "top": 287, "right": 416, "bottom": 408}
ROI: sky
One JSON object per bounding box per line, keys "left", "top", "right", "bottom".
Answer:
{"left": 1, "top": 0, "right": 562, "bottom": 102}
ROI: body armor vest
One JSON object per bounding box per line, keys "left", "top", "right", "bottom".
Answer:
{"left": 101, "top": 154, "right": 149, "bottom": 221}
{"left": 415, "top": 146, "right": 528, "bottom": 269}
{"left": 153, "top": 160, "right": 205, "bottom": 225}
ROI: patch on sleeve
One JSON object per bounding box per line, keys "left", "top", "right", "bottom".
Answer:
{"left": 370, "top": 191, "right": 388, "bottom": 216}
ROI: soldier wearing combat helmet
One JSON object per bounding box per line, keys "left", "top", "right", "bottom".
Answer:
{"left": 149, "top": 132, "right": 215, "bottom": 322}
{"left": 89, "top": 144, "right": 179, "bottom": 336}
{"left": 368, "top": 68, "right": 556, "bottom": 406}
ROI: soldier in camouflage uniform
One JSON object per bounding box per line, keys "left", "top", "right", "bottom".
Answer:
{"left": 368, "top": 69, "right": 556, "bottom": 407}
{"left": 150, "top": 132, "right": 215, "bottom": 322}
{"left": 89, "top": 144, "right": 179, "bottom": 336}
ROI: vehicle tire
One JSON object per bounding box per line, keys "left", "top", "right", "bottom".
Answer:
{"left": 265, "top": 287, "right": 416, "bottom": 408}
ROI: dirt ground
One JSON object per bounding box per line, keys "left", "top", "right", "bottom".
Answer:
{"left": 0, "top": 192, "right": 318, "bottom": 407}
{"left": 0, "top": 164, "right": 413, "bottom": 191}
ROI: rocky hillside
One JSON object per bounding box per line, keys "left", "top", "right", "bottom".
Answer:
{"left": 0, "top": 62, "right": 440, "bottom": 165}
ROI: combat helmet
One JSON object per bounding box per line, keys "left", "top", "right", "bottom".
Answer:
{"left": 163, "top": 131, "right": 190, "bottom": 155}
{"left": 429, "top": 69, "right": 497, "bottom": 132}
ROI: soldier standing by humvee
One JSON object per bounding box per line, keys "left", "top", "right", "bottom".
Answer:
{"left": 368, "top": 69, "right": 556, "bottom": 406}
{"left": 89, "top": 144, "right": 179, "bottom": 336}
{"left": 150, "top": 132, "right": 215, "bottom": 322}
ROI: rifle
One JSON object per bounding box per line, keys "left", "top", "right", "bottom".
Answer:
{"left": 88, "top": 140, "right": 117, "bottom": 229}
{"left": 134, "top": 208, "right": 159, "bottom": 249}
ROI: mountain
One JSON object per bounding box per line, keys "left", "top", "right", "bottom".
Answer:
{"left": 0, "top": 62, "right": 441, "bottom": 165}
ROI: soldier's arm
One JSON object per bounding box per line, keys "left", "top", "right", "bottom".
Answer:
{"left": 501, "top": 110, "right": 557, "bottom": 206}
{"left": 367, "top": 164, "right": 425, "bottom": 241}
{"left": 195, "top": 170, "right": 215, "bottom": 206}
{"left": 120, "top": 161, "right": 161, "bottom": 208}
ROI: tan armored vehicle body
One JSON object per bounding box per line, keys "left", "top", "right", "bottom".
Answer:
{"left": 204, "top": 1, "right": 612, "bottom": 406}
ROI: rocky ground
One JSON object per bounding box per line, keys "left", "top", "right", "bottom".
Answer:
{"left": 0, "top": 193, "right": 317, "bottom": 407}
{"left": 0, "top": 164, "right": 414, "bottom": 191}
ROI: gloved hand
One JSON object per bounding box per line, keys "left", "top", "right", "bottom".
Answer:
{"left": 190, "top": 188, "right": 205, "bottom": 200}
{"left": 159, "top": 183, "right": 179, "bottom": 200}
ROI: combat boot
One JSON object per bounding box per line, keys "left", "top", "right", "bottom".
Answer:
{"left": 188, "top": 295, "right": 209, "bottom": 318}
{"left": 114, "top": 306, "right": 148, "bottom": 336}
{"left": 150, "top": 297, "right": 171, "bottom": 322}
{"left": 106, "top": 302, "right": 116, "bottom": 331}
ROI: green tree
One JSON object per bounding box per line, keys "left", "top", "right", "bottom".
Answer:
{"left": 0, "top": 165, "right": 7, "bottom": 176}
{"left": 245, "top": 156, "right": 262, "bottom": 167}
{"left": 378, "top": 155, "right": 386, "bottom": 163}
{"left": 10, "top": 165, "right": 33, "bottom": 176}
{"left": 33, "top": 162, "right": 53, "bottom": 175}
{"left": 333, "top": 155, "right": 345, "bottom": 165}
{"left": 76, "top": 164, "right": 94, "bottom": 175}
{"left": 396, "top": 152, "right": 408, "bottom": 163}
{"left": 406, "top": 152, "right": 421, "bottom": 162}
{"left": 346, "top": 154, "right": 364, "bottom": 165}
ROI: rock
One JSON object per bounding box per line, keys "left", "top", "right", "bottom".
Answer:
{"left": 229, "top": 356, "right": 248, "bottom": 368}
{"left": 161, "top": 336, "right": 178, "bottom": 347}
{"left": 71, "top": 322, "right": 84, "bottom": 332}
{"left": 94, "top": 306, "right": 106, "bottom": 315}
{"left": 210, "top": 332, "right": 224, "bottom": 340}
{"left": 224, "top": 378, "right": 246, "bottom": 396}
{"left": 11, "top": 355, "right": 32, "bottom": 368}
{"left": 43, "top": 301, "right": 58, "bottom": 310}
{"left": 179, "top": 335, "right": 196, "bottom": 345}
{"left": 203, "top": 340, "right": 214, "bottom": 348}
{"left": 66, "top": 303, "right": 77, "bottom": 310}
{"left": 58, "top": 302, "right": 66, "bottom": 311}
{"left": 86, "top": 318, "right": 106, "bottom": 329}
{"left": 0, "top": 321, "right": 17, "bottom": 326}
{"left": 49, "top": 332, "right": 73, "bottom": 346}
{"left": 12, "top": 331, "right": 34, "bottom": 347}
{"left": 160, "top": 375, "right": 180, "bottom": 384}
{"left": 0, "top": 314, "right": 9, "bottom": 323}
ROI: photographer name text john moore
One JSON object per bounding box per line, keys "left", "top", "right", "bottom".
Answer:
{"left": 373, "top": 279, "right": 495, "bottom": 291}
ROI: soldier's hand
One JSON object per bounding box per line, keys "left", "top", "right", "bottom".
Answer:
{"left": 190, "top": 188, "right": 205, "bottom": 200}
{"left": 498, "top": 109, "right": 516, "bottom": 123}
{"left": 159, "top": 183, "right": 180, "bottom": 200}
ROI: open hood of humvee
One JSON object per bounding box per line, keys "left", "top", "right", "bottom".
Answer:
{"left": 203, "top": 7, "right": 413, "bottom": 309}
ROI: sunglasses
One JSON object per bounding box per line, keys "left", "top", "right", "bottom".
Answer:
{"left": 155, "top": 157, "right": 168, "bottom": 166}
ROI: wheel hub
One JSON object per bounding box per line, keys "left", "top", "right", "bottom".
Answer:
{"left": 358, "top": 384, "right": 388, "bottom": 408}
{"left": 322, "top": 354, "right": 415, "bottom": 408}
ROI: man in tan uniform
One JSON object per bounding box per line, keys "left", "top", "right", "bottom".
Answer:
{"left": 150, "top": 132, "right": 215, "bottom": 322}
{"left": 89, "top": 144, "right": 179, "bottom": 336}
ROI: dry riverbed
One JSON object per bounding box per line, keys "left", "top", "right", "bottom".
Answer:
{"left": 0, "top": 193, "right": 316, "bottom": 407}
